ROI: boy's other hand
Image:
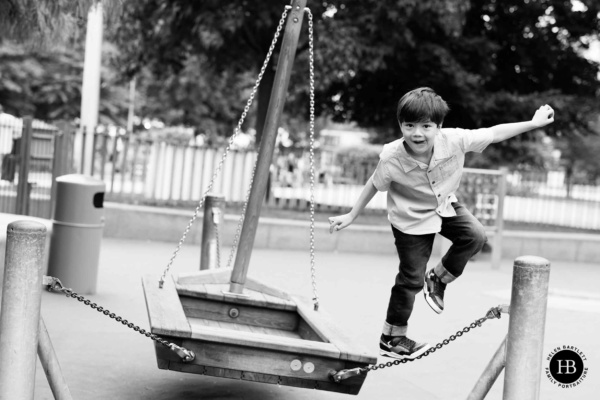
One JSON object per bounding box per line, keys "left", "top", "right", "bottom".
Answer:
{"left": 532, "top": 104, "right": 554, "bottom": 128}
{"left": 328, "top": 214, "right": 354, "bottom": 233}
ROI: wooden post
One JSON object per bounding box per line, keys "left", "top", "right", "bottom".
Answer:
{"left": 491, "top": 167, "right": 507, "bottom": 269}
{"left": 38, "top": 317, "right": 73, "bottom": 400}
{"left": 16, "top": 117, "right": 33, "bottom": 215}
{"left": 467, "top": 336, "right": 507, "bottom": 400}
{"left": 0, "top": 221, "right": 47, "bottom": 399}
{"left": 503, "top": 256, "right": 550, "bottom": 400}
{"left": 200, "top": 194, "right": 225, "bottom": 270}
{"left": 230, "top": 0, "right": 308, "bottom": 294}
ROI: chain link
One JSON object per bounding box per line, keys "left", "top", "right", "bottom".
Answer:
{"left": 304, "top": 8, "right": 319, "bottom": 311}
{"left": 46, "top": 279, "right": 194, "bottom": 362}
{"left": 159, "top": 6, "right": 291, "bottom": 286}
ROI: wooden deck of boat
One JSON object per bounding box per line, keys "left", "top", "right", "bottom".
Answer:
{"left": 188, "top": 317, "right": 300, "bottom": 339}
{"left": 142, "top": 270, "right": 377, "bottom": 395}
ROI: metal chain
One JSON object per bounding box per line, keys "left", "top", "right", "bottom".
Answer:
{"left": 305, "top": 8, "right": 319, "bottom": 311}
{"left": 43, "top": 276, "right": 195, "bottom": 362}
{"left": 363, "top": 305, "right": 507, "bottom": 373}
{"left": 159, "top": 6, "right": 291, "bottom": 286}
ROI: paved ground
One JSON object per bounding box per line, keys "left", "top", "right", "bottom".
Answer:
{"left": 25, "top": 238, "right": 600, "bottom": 399}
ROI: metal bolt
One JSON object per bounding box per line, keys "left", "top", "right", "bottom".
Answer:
{"left": 228, "top": 308, "right": 240, "bottom": 318}
{"left": 303, "top": 362, "right": 315, "bottom": 373}
{"left": 290, "top": 359, "right": 302, "bottom": 371}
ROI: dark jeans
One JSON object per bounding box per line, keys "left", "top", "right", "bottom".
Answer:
{"left": 385, "top": 202, "right": 487, "bottom": 328}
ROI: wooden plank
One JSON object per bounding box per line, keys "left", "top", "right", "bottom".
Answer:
{"left": 177, "top": 283, "right": 296, "bottom": 311}
{"left": 156, "top": 357, "right": 170, "bottom": 370}
{"left": 159, "top": 337, "right": 340, "bottom": 379}
{"left": 157, "top": 340, "right": 367, "bottom": 395}
{"left": 188, "top": 322, "right": 340, "bottom": 359}
{"left": 176, "top": 268, "right": 233, "bottom": 285}
{"left": 293, "top": 296, "right": 377, "bottom": 364}
{"left": 245, "top": 277, "right": 292, "bottom": 302}
{"left": 141, "top": 274, "right": 191, "bottom": 338}
{"left": 180, "top": 296, "right": 299, "bottom": 331}
{"left": 297, "top": 318, "right": 327, "bottom": 342}
{"left": 189, "top": 317, "right": 302, "bottom": 340}
{"left": 190, "top": 317, "right": 247, "bottom": 333}
{"left": 265, "top": 327, "right": 300, "bottom": 339}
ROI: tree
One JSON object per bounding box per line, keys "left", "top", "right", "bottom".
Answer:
{"left": 112, "top": 0, "right": 600, "bottom": 176}
{"left": 0, "top": 0, "right": 128, "bottom": 124}
{"left": 0, "top": 40, "right": 129, "bottom": 125}
{"left": 313, "top": 0, "right": 600, "bottom": 174}
{"left": 131, "top": 55, "right": 257, "bottom": 138}
{"left": 0, "top": 0, "right": 122, "bottom": 48}
{"left": 317, "top": 0, "right": 599, "bottom": 130}
{"left": 111, "top": 0, "right": 317, "bottom": 142}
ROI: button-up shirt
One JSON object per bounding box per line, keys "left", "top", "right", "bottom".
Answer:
{"left": 371, "top": 127, "right": 494, "bottom": 234}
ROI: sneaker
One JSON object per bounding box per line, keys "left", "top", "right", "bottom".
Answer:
{"left": 379, "top": 335, "right": 430, "bottom": 360}
{"left": 424, "top": 269, "right": 446, "bottom": 314}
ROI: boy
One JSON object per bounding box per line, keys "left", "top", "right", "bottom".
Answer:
{"left": 328, "top": 87, "right": 554, "bottom": 360}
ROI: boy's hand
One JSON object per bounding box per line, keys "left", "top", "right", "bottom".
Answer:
{"left": 328, "top": 213, "right": 354, "bottom": 233}
{"left": 532, "top": 104, "right": 554, "bottom": 128}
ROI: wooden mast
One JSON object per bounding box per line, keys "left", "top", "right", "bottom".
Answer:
{"left": 229, "top": 0, "right": 308, "bottom": 294}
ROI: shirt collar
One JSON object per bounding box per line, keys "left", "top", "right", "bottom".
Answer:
{"left": 398, "top": 133, "right": 451, "bottom": 172}
{"left": 398, "top": 139, "right": 423, "bottom": 172}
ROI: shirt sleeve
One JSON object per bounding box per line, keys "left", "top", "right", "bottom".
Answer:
{"left": 459, "top": 127, "right": 495, "bottom": 153}
{"left": 371, "top": 159, "right": 391, "bottom": 192}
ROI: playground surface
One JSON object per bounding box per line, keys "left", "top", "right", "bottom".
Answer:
{"left": 33, "top": 238, "right": 599, "bottom": 400}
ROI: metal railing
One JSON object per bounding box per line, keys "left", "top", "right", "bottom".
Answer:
{"left": 91, "top": 132, "right": 257, "bottom": 204}
{"left": 2, "top": 116, "right": 599, "bottom": 231}
{"left": 0, "top": 115, "right": 74, "bottom": 218}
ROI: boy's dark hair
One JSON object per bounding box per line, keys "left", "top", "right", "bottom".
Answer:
{"left": 396, "top": 87, "right": 450, "bottom": 126}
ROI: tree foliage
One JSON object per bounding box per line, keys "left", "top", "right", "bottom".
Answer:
{"left": 114, "top": 1, "right": 599, "bottom": 156}
{"left": 0, "top": 0, "right": 122, "bottom": 49}
{"left": 0, "top": 40, "right": 129, "bottom": 124}
{"left": 316, "top": 1, "right": 599, "bottom": 134}
{"left": 111, "top": 0, "right": 324, "bottom": 141}
{"left": 0, "top": 1, "right": 129, "bottom": 124}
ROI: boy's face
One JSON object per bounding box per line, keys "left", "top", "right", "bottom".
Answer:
{"left": 400, "top": 120, "right": 438, "bottom": 159}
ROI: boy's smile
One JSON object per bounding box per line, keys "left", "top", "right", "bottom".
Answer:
{"left": 400, "top": 121, "right": 438, "bottom": 162}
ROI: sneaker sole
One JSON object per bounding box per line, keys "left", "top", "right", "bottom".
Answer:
{"left": 423, "top": 279, "right": 443, "bottom": 314}
{"left": 379, "top": 343, "right": 431, "bottom": 360}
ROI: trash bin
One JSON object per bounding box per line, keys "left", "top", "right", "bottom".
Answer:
{"left": 47, "top": 174, "right": 105, "bottom": 294}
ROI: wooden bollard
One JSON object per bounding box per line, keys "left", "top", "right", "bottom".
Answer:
{"left": 200, "top": 194, "right": 225, "bottom": 270}
{"left": 0, "top": 221, "right": 47, "bottom": 399}
{"left": 503, "top": 256, "right": 550, "bottom": 400}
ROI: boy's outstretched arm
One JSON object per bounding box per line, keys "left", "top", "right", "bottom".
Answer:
{"left": 328, "top": 176, "right": 377, "bottom": 233}
{"left": 491, "top": 104, "right": 554, "bottom": 143}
